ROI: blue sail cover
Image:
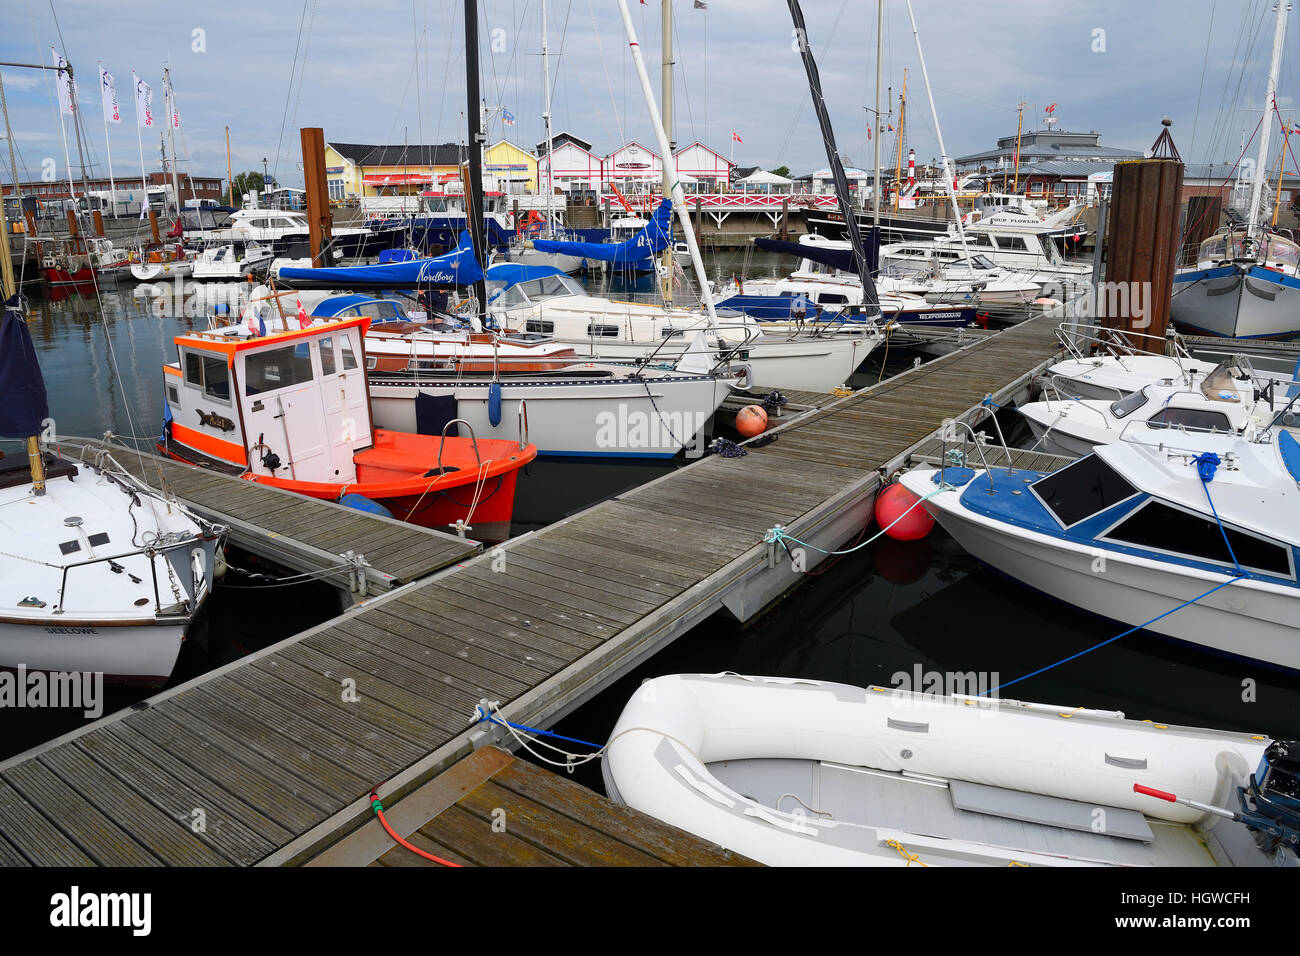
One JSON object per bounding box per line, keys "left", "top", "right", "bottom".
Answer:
{"left": 533, "top": 199, "right": 674, "bottom": 266}
{"left": 277, "top": 230, "right": 485, "bottom": 288}
{"left": 0, "top": 298, "right": 49, "bottom": 439}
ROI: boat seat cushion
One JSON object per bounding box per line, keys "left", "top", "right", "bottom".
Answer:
{"left": 949, "top": 780, "right": 1154, "bottom": 843}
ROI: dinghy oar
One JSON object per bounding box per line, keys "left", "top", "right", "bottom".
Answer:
{"left": 1132, "top": 784, "right": 1240, "bottom": 821}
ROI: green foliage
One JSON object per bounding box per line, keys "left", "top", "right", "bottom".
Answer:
{"left": 770, "top": 165, "right": 791, "bottom": 179}
{"left": 228, "top": 171, "right": 265, "bottom": 206}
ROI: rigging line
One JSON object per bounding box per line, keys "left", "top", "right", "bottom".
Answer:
{"left": 672, "top": 12, "right": 695, "bottom": 147}
{"left": 1187, "top": 0, "right": 1218, "bottom": 165}
{"left": 412, "top": 0, "right": 424, "bottom": 153}
{"left": 1207, "top": 0, "right": 1268, "bottom": 166}
{"left": 288, "top": 0, "right": 319, "bottom": 152}
{"left": 774, "top": 0, "right": 850, "bottom": 167}
{"left": 271, "top": 0, "right": 310, "bottom": 183}
{"left": 588, "top": 0, "right": 626, "bottom": 149}
{"left": 434, "top": 0, "right": 460, "bottom": 144}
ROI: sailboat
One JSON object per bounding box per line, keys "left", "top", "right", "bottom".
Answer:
{"left": 1, "top": 293, "right": 224, "bottom": 686}
{"left": 1171, "top": 2, "right": 1300, "bottom": 340}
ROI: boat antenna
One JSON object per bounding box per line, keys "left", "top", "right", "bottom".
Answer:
{"left": 463, "top": 0, "right": 489, "bottom": 317}
{"left": 614, "top": 0, "right": 719, "bottom": 329}
{"left": 904, "top": 0, "right": 972, "bottom": 266}
{"left": 785, "top": 0, "right": 881, "bottom": 317}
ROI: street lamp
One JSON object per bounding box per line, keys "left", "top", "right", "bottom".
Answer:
{"left": 261, "top": 157, "right": 268, "bottom": 187}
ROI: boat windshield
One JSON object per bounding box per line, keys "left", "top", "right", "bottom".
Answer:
{"left": 1267, "top": 236, "right": 1300, "bottom": 270}
{"left": 1198, "top": 360, "right": 1243, "bottom": 402}
{"left": 516, "top": 274, "right": 584, "bottom": 302}
{"left": 1029, "top": 454, "right": 1140, "bottom": 529}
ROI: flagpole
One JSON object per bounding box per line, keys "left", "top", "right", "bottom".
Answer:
{"left": 51, "top": 51, "right": 77, "bottom": 213}
{"left": 98, "top": 61, "right": 118, "bottom": 218}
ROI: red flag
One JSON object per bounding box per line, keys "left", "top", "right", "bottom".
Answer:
{"left": 732, "top": 131, "right": 742, "bottom": 143}
{"left": 1046, "top": 103, "right": 1057, "bottom": 113}
{"left": 867, "top": 126, "right": 872, "bottom": 140}
{"left": 246, "top": 305, "right": 258, "bottom": 337}
{"left": 296, "top": 297, "right": 310, "bottom": 329}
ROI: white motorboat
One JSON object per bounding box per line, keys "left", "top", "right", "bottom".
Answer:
{"left": 191, "top": 242, "right": 274, "bottom": 281}
{"left": 603, "top": 673, "right": 1297, "bottom": 867}
{"left": 899, "top": 423, "right": 1300, "bottom": 672}
{"left": 486, "top": 264, "right": 877, "bottom": 392}
{"left": 1021, "top": 358, "right": 1294, "bottom": 458}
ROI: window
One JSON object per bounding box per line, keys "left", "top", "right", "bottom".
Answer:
{"left": 1030, "top": 454, "right": 1139, "bottom": 528}
{"left": 319, "top": 337, "right": 336, "bottom": 376}
{"left": 1102, "top": 499, "right": 1292, "bottom": 577}
{"left": 1146, "top": 407, "right": 1232, "bottom": 432}
{"left": 244, "top": 345, "right": 315, "bottom": 395}
{"left": 997, "top": 236, "right": 1029, "bottom": 251}
{"left": 524, "top": 319, "right": 555, "bottom": 334}
{"left": 1110, "top": 387, "right": 1150, "bottom": 419}
{"left": 184, "top": 351, "right": 203, "bottom": 387}
{"left": 340, "top": 337, "right": 359, "bottom": 370}
{"left": 1053, "top": 183, "right": 1067, "bottom": 196}
{"left": 818, "top": 293, "right": 849, "bottom": 305}
{"left": 587, "top": 323, "right": 620, "bottom": 338}
{"left": 167, "top": 384, "right": 180, "bottom": 405}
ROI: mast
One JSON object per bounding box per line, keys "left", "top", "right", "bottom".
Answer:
{"left": 893, "top": 69, "right": 906, "bottom": 214}
{"left": 786, "top": 0, "right": 880, "bottom": 315}
{"left": 97, "top": 61, "right": 118, "bottom": 218}
{"left": 1248, "top": 0, "right": 1290, "bottom": 240}
{"left": 225, "top": 125, "right": 234, "bottom": 205}
{"left": 872, "top": 0, "right": 882, "bottom": 227}
{"left": 0, "top": 73, "right": 25, "bottom": 237}
{"left": 463, "top": 0, "right": 489, "bottom": 314}
{"left": 614, "top": 0, "right": 719, "bottom": 328}
{"left": 660, "top": 0, "right": 675, "bottom": 305}
{"left": 65, "top": 61, "right": 91, "bottom": 203}
{"left": 541, "top": 0, "right": 553, "bottom": 238}
{"left": 164, "top": 67, "right": 181, "bottom": 217}
{"left": 1012, "top": 101, "right": 1024, "bottom": 192}
{"left": 905, "top": 0, "right": 971, "bottom": 263}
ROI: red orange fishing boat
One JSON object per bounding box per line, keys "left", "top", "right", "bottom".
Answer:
{"left": 157, "top": 313, "right": 535, "bottom": 541}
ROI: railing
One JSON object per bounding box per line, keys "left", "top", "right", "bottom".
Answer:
{"left": 54, "top": 533, "right": 205, "bottom": 618}
{"left": 436, "top": 419, "right": 481, "bottom": 473}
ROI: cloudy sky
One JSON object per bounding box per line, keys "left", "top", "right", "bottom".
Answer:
{"left": 1, "top": 0, "right": 1296, "bottom": 189}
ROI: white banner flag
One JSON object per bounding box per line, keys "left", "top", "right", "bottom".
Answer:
{"left": 133, "top": 71, "right": 154, "bottom": 129}
{"left": 52, "top": 49, "right": 75, "bottom": 115}
{"left": 99, "top": 65, "right": 120, "bottom": 124}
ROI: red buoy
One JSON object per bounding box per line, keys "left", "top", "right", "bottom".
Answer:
{"left": 874, "top": 481, "right": 935, "bottom": 541}
{"left": 735, "top": 404, "right": 768, "bottom": 438}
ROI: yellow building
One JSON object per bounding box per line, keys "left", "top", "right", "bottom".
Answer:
{"left": 483, "top": 140, "right": 539, "bottom": 194}
{"left": 324, "top": 142, "right": 465, "bottom": 201}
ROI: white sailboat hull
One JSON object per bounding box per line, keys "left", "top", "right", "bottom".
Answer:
{"left": 1172, "top": 266, "right": 1300, "bottom": 340}
{"left": 0, "top": 620, "right": 187, "bottom": 686}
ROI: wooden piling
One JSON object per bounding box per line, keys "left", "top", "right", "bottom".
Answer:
{"left": 300, "top": 127, "right": 334, "bottom": 267}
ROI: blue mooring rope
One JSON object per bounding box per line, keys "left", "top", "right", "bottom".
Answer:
{"left": 474, "top": 707, "right": 603, "bottom": 750}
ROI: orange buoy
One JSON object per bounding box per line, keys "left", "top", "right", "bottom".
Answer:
{"left": 874, "top": 481, "right": 935, "bottom": 541}
{"left": 735, "top": 404, "right": 768, "bottom": 438}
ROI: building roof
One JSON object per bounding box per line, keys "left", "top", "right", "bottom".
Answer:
{"left": 957, "top": 129, "right": 1142, "bottom": 166}
{"left": 328, "top": 142, "right": 465, "bottom": 167}
{"left": 732, "top": 165, "right": 760, "bottom": 180}
{"left": 536, "top": 132, "right": 594, "bottom": 155}
{"left": 1017, "top": 160, "right": 1122, "bottom": 178}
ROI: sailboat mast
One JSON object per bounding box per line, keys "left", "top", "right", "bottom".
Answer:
{"left": 463, "top": 0, "right": 489, "bottom": 313}
{"left": 872, "top": 0, "right": 882, "bottom": 227}
{"left": 893, "top": 70, "right": 906, "bottom": 214}
{"left": 541, "top": 0, "right": 553, "bottom": 238}
{"left": 660, "top": 0, "right": 675, "bottom": 306}
{"left": 164, "top": 67, "right": 180, "bottom": 218}
{"left": 785, "top": 0, "right": 881, "bottom": 316}
{"left": 1248, "top": 0, "right": 1290, "bottom": 239}
{"left": 614, "top": 0, "right": 718, "bottom": 327}
{"left": 905, "top": 0, "right": 971, "bottom": 262}
{"left": 1012, "top": 102, "right": 1024, "bottom": 192}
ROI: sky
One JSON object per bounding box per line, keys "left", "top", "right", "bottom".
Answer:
{"left": 1, "top": 0, "right": 1297, "bottom": 190}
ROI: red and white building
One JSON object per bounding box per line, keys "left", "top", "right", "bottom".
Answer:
{"left": 537, "top": 136, "right": 736, "bottom": 198}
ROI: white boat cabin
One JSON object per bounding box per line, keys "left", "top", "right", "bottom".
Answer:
{"left": 163, "top": 317, "right": 373, "bottom": 483}
{"left": 1193, "top": 228, "right": 1300, "bottom": 274}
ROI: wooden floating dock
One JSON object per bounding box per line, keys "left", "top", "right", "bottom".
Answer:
{"left": 307, "top": 746, "right": 756, "bottom": 866}
{"left": 94, "top": 445, "right": 479, "bottom": 594}
{"left": 0, "top": 313, "right": 1063, "bottom": 867}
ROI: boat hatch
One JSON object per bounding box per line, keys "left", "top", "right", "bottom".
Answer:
{"left": 1028, "top": 454, "right": 1141, "bottom": 529}
{"left": 1199, "top": 361, "right": 1243, "bottom": 403}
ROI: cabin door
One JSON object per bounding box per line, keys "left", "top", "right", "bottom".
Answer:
{"left": 240, "top": 341, "right": 349, "bottom": 483}
{"left": 317, "top": 330, "right": 372, "bottom": 462}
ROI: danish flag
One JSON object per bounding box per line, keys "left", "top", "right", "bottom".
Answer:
{"left": 296, "top": 297, "right": 310, "bottom": 329}
{"left": 732, "top": 131, "right": 743, "bottom": 144}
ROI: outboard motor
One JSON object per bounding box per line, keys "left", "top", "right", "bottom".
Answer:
{"left": 1239, "top": 740, "right": 1300, "bottom": 862}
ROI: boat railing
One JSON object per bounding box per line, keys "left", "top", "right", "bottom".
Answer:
{"left": 54, "top": 534, "right": 203, "bottom": 619}
{"left": 1055, "top": 323, "right": 1190, "bottom": 363}
{"left": 437, "top": 419, "right": 481, "bottom": 473}
{"left": 1044, "top": 371, "right": 1126, "bottom": 401}
{"left": 1035, "top": 381, "right": 1117, "bottom": 429}
{"left": 1115, "top": 417, "right": 1263, "bottom": 456}
{"left": 938, "top": 419, "right": 1001, "bottom": 492}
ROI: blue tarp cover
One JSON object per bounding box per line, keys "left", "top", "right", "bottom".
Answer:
{"left": 278, "top": 230, "right": 485, "bottom": 288}
{"left": 533, "top": 199, "right": 673, "bottom": 265}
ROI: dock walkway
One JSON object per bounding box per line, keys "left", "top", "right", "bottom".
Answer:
{"left": 0, "top": 314, "right": 1063, "bottom": 867}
